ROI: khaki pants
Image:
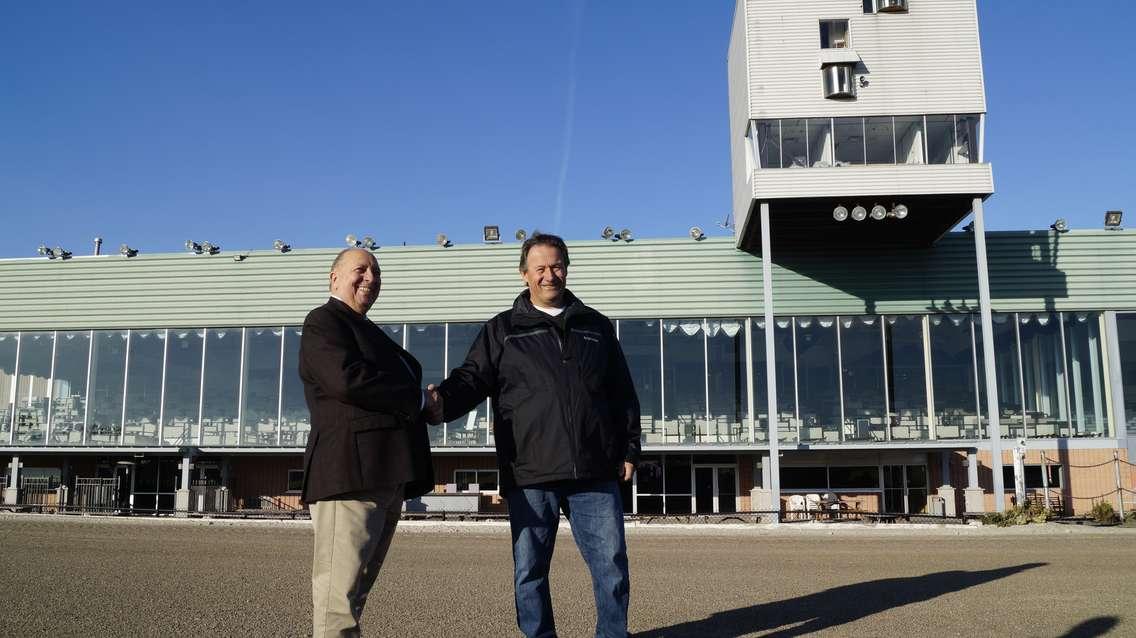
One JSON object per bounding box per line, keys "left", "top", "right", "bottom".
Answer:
{"left": 310, "top": 484, "right": 404, "bottom": 638}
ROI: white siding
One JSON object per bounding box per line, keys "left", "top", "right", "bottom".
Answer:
{"left": 745, "top": 0, "right": 986, "bottom": 119}
{"left": 728, "top": 0, "right": 756, "bottom": 244}
{"left": 752, "top": 162, "right": 994, "bottom": 200}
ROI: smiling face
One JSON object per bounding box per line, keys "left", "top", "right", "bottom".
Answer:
{"left": 329, "top": 248, "right": 381, "bottom": 315}
{"left": 520, "top": 243, "right": 568, "bottom": 308}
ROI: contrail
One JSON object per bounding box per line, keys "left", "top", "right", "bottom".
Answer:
{"left": 552, "top": 1, "right": 584, "bottom": 234}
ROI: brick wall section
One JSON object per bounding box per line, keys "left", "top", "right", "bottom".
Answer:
{"left": 973, "top": 448, "right": 1132, "bottom": 515}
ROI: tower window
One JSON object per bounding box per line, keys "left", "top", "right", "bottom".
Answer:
{"left": 820, "top": 20, "right": 850, "bottom": 49}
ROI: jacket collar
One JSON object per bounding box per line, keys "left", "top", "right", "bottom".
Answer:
{"left": 326, "top": 296, "right": 370, "bottom": 323}
{"left": 511, "top": 289, "right": 589, "bottom": 328}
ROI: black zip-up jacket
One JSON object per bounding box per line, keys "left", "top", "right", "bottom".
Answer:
{"left": 438, "top": 290, "right": 641, "bottom": 491}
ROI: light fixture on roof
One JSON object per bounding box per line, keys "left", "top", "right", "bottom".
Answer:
{"left": 37, "top": 244, "right": 56, "bottom": 259}
{"left": 1105, "top": 210, "right": 1123, "bottom": 230}
{"left": 54, "top": 246, "right": 72, "bottom": 260}
{"left": 345, "top": 234, "right": 359, "bottom": 247}
{"left": 963, "top": 221, "right": 975, "bottom": 233}
{"left": 483, "top": 225, "right": 501, "bottom": 243}
{"left": 601, "top": 226, "right": 615, "bottom": 240}
{"left": 515, "top": 229, "right": 527, "bottom": 241}
{"left": 185, "top": 240, "right": 202, "bottom": 254}
{"left": 619, "top": 228, "right": 633, "bottom": 242}
{"left": 892, "top": 203, "right": 908, "bottom": 220}
{"left": 833, "top": 205, "right": 849, "bottom": 222}
{"left": 850, "top": 205, "right": 868, "bottom": 222}
{"left": 272, "top": 239, "right": 291, "bottom": 253}
{"left": 689, "top": 226, "right": 706, "bottom": 241}
{"left": 870, "top": 204, "right": 888, "bottom": 221}
{"left": 436, "top": 233, "right": 452, "bottom": 248}
{"left": 1050, "top": 218, "right": 1069, "bottom": 233}
{"left": 200, "top": 241, "right": 220, "bottom": 255}
{"left": 360, "top": 236, "right": 378, "bottom": 250}
{"left": 119, "top": 244, "right": 139, "bottom": 258}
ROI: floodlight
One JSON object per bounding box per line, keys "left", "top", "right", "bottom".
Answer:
{"left": 1105, "top": 210, "right": 1123, "bottom": 230}
{"left": 963, "top": 221, "right": 975, "bottom": 233}
{"left": 185, "top": 240, "right": 202, "bottom": 254}
{"left": 689, "top": 226, "right": 705, "bottom": 241}
{"left": 436, "top": 233, "right": 452, "bottom": 248}
{"left": 601, "top": 226, "right": 615, "bottom": 240}
{"left": 851, "top": 205, "right": 868, "bottom": 222}
{"left": 201, "top": 241, "right": 220, "bottom": 255}
{"left": 515, "top": 229, "right": 527, "bottom": 241}
{"left": 345, "top": 234, "right": 359, "bottom": 247}
{"left": 37, "top": 244, "right": 54, "bottom": 258}
{"left": 119, "top": 244, "right": 139, "bottom": 258}
{"left": 833, "top": 206, "right": 849, "bottom": 222}
{"left": 870, "top": 204, "right": 888, "bottom": 221}
{"left": 54, "top": 246, "right": 72, "bottom": 260}
{"left": 360, "top": 236, "right": 377, "bottom": 250}
{"left": 619, "top": 228, "right": 633, "bottom": 242}
{"left": 1050, "top": 218, "right": 1068, "bottom": 233}
{"left": 483, "top": 225, "right": 501, "bottom": 243}
{"left": 272, "top": 239, "right": 291, "bottom": 253}
{"left": 892, "top": 204, "right": 908, "bottom": 220}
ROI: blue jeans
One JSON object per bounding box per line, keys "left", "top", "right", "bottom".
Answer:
{"left": 506, "top": 480, "right": 630, "bottom": 638}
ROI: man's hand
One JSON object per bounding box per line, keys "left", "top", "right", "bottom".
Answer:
{"left": 621, "top": 462, "right": 635, "bottom": 482}
{"left": 423, "top": 384, "right": 444, "bottom": 425}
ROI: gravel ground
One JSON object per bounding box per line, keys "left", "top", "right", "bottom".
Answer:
{"left": 2, "top": 514, "right": 1133, "bottom": 637}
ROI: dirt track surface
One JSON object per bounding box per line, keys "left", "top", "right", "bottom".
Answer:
{"left": 1, "top": 515, "right": 1133, "bottom": 637}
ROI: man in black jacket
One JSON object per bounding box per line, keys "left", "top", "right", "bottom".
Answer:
{"left": 433, "top": 233, "right": 640, "bottom": 638}
{"left": 300, "top": 247, "right": 435, "bottom": 637}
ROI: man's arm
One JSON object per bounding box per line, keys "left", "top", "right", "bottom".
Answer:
{"left": 301, "top": 310, "right": 422, "bottom": 419}
{"left": 437, "top": 322, "right": 498, "bottom": 422}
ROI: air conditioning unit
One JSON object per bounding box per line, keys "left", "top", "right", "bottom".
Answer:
{"left": 877, "top": 0, "right": 908, "bottom": 13}
{"left": 822, "top": 64, "right": 856, "bottom": 99}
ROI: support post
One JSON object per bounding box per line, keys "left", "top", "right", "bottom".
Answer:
{"left": 4, "top": 456, "right": 21, "bottom": 505}
{"left": 175, "top": 455, "right": 194, "bottom": 517}
{"left": 1116, "top": 450, "right": 1126, "bottom": 514}
{"left": 964, "top": 448, "right": 984, "bottom": 513}
{"left": 760, "top": 202, "right": 781, "bottom": 523}
{"left": 972, "top": 198, "right": 1006, "bottom": 511}
{"left": 936, "top": 450, "right": 957, "bottom": 516}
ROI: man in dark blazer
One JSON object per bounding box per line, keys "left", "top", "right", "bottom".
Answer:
{"left": 299, "top": 247, "right": 435, "bottom": 638}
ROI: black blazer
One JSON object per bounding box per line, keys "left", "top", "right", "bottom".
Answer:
{"left": 298, "top": 297, "right": 434, "bottom": 503}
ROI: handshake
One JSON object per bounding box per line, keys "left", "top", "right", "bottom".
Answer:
{"left": 422, "top": 383, "right": 444, "bottom": 425}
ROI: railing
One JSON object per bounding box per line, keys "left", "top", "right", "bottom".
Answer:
{"left": 73, "top": 477, "right": 118, "bottom": 512}
{"left": 18, "top": 476, "right": 58, "bottom": 507}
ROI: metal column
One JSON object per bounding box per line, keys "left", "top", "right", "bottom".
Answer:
{"left": 760, "top": 202, "right": 781, "bottom": 520}
{"left": 972, "top": 198, "right": 1006, "bottom": 511}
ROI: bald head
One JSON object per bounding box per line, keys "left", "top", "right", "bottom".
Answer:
{"left": 329, "top": 248, "right": 381, "bottom": 315}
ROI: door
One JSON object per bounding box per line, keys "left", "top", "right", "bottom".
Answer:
{"left": 693, "top": 465, "right": 738, "bottom": 514}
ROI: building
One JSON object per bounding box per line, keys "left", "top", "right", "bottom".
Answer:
{"left": 2, "top": 0, "right": 1134, "bottom": 518}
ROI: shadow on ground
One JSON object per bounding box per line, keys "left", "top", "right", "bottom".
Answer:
{"left": 1059, "top": 617, "right": 1119, "bottom": 638}
{"left": 637, "top": 563, "right": 1047, "bottom": 637}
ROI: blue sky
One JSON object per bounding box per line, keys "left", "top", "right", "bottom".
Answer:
{"left": 1, "top": 1, "right": 1133, "bottom": 258}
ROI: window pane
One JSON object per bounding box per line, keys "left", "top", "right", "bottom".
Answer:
{"left": 477, "top": 470, "right": 499, "bottom": 492}
{"left": 1119, "top": 314, "right": 1136, "bottom": 439}
{"left": 281, "top": 327, "right": 310, "bottom": 447}
{"left": 755, "top": 120, "right": 780, "bottom": 169}
{"left": 926, "top": 115, "right": 955, "bottom": 164}
{"left": 242, "top": 328, "right": 281, "bottom": 447}
{"left": 49, "top": 331, "right": 90, "bottom": 445}
{"left": 930, "top": 315, "right": 981, "bottom": 437}
{"left": 807, "top": 118, "right": 833, "bottom": 167}
{"left": 885, "top": 316, "right": 929, "bottom": 438}
{"left": 955, "top": 114, "right": 980, "bottom": 163}
{"left": 1017, "top": 314, "right": 1066, "bottom": 438}
{"left": 865, "top": 116, "right": 895, "bottom": 164}
{"left": 124, "top": 330, "right": 164, "bottom": 446}
{"left": 706, "top": 320, "right": 747, "bottom": 443}
{"left": 201, "top": 328, "right": 241, "bottom": 446}
{"left": 287, "top": 470, "right": 304, "bottom": 492}
{"left": 14, "top": 332, "right": 53, "bottom": 445}
{"left": 636, "top": 456, "right": 663, "bottom": 493}
{"left": 774, "top": 319, "right": 796, "bottom": 442}
{"left": 163, "top": 330, "right": 203, "bottom": 446}
{"left": 829, "top": 466, "right": 879, "bottom": 489}
{"left": 797, "top": 317, "right": 840, "bottom": 442}
{"left": 663, "top": 320, "right": 705, "bottom": 443}
{"left": 88, "top": 330, "right": 127, "bottom": 445}
{"left": 664, "top": 455, "right": 692, "bottom": 494}
{"left": 781, "top": 466, "right": 827, "bottom": 490}
{"left": 780, "top": 118, "right": 808, "bottom": 168}
{"left": 834, "top": 117, "right": 864, "bottom": 166}
{"left": 0, "top": 334, "right": 15, "bottom": 441}
{"left": 819, "top": 19, "right": 849, "bottom": 48}
{"left": 446, "top": 323, "right": 489, "bottom": 446}
{"left": 620, "top": 320, "right": 661, "bottom": 446}
{"left": 894, "top": 116, "right": 924, "bottom": 164}
{"left": 406, "top": 324, "right": 444, "bottom": 446}
{"left": 380, "top": 323, "right": 403, "bottom": 347}
{"left": 1064, "top": 313, "right": 1108, "bottom": 437}
{"left": 976, "top": 314, "right": 1023, "bottom": 438}
{"left": 840, "top": 317, "right": 885, "bottom": 441}
{"left": 749, "top": 320, "right": 768, "bottom": 442}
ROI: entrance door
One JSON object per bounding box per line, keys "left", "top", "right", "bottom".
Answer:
{"left": 693, "top": 465, "right": 738, "bottom": 514}
{"left": 113, "top": 462, "right": 134, "bottom": 510}
{"left": 883, "top": 464, "right": 929, "bottom": 513}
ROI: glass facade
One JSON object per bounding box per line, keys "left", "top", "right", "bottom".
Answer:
{"left": 0, "top": 311, "right": 1119, "bottom": 448}
{"left": 754, "top": 114, "right": 983, "bottom": 169}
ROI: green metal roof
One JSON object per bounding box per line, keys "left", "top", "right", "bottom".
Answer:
{"left": 0, "top": 231, "right": 1132, "bottom": 331}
